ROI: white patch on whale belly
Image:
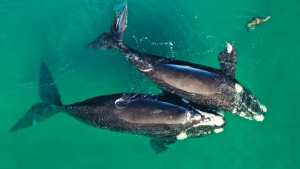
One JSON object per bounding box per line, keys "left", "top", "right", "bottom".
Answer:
{"left": 176, "top": 132, "right": 188, "bottom": 140}
{"left": 235, "top": 83, "right": 243, "bottom": 93}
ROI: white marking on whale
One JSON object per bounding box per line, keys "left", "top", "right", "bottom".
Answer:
{"left": 226, "top": 42, "right": 233, "bottom": 53}
{"left": 235, "top": 83, "right": 243, "bottom": 93}
{"left": 140, "top": 67, "right": 153, "bottom": 72}
{"left": 260, "top": 105, "right": 267, "bottom": 112}
{"left": 192, "top": 112, "right": 224, "bottom": 127}
{"left": 214, "top": 128, "right": 224, "bottom": 133}
{"left": 254, "top": 114, "right": 265, "bottom": 122}
{"left": 176, "top": 132, "right": 188, "bottom": 140}
{"left": 181, "top": 98, "right": 190, "bottom": 104}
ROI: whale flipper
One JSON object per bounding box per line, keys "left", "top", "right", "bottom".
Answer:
{"left": 150, "top": 138, "right": 176, "bottom": 154}
{"left": 218, "top": 43, "right": 237, "bottom": 78}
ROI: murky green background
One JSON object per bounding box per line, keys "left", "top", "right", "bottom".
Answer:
{"left": 0, "top": 0, "right": 299, "bottom": 168}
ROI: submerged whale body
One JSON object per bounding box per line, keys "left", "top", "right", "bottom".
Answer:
{"left": 90, "top": 3, "right": 267, "bottom": 121}
{"left": 11, "top": 62, "right": 224, "bottom": 153}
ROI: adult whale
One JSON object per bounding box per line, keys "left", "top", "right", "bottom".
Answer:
{"left": 10, "top": 62, "right": 224, "bottom": 153}
{"left": 89, "top": 3, "right": 267, "bottom": 121}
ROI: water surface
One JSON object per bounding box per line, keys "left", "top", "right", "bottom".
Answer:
{"left": 0, "top": 0, "right": 299, "bottom": 169}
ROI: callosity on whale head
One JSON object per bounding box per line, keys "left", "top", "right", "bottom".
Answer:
{"left": 176, "top": 110, "right": 225, "bottom": 140}
{"left": 233, "top": 83, "right": 267, "bottom": 122}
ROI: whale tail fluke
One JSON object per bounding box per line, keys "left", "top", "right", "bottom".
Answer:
{"left": 89, "top": 2, "right": 128, "bottom": 50}
{"left": 10, "top": 62, "right": 62, "bottom": 132}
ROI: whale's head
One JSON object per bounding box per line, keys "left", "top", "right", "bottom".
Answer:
{"left": 233, "top": 83, "right": 267, "bottom": 122}
{"left": 176, "top": 111, "right": 225, "bottom": 140}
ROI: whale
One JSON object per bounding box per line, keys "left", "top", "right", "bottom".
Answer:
{"left": 89, "top": 3, "right": 267, "bottom": 121}
{"left": 10, "top": 62, "right": 225, "bottom": 153}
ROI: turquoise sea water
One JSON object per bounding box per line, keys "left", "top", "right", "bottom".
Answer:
{"left": 0, "top": 0, "right": 299, "bottom": 168}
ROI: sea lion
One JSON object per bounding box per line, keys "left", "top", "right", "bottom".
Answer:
{"left": 247, "top": 16, "right": 271, "bottom": 30}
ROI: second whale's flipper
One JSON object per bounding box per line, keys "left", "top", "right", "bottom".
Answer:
{"left": 150, "top": 138, "right": 176, "bottom": 154}
{"left": 218, "top": 43, "right": 237, "bottom": 78}
{"left": 10, "top": 62, "right": 62, "bottom": 132}
{"left": 89, "top": 2, "right": 128, "bottom": 50}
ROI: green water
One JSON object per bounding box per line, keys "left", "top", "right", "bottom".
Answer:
{"left": 1, "top": 0, "right": 299, "bottom": 168}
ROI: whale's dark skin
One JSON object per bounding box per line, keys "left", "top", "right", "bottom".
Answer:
{"left": 11, "top": 62, "right": 224, "bottom": 153}
{"left": 89, "top": 3, "right": 267, "bottom": 121}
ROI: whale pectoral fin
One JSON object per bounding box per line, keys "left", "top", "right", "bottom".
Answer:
{"left": 218, "top": 43, "right": 237, "bottom": 78}
{"left": 150, "top": 138, "right": 176, "bottom": 154}
{"left": 150, "top": 139, "right": 168, "bottom": 154}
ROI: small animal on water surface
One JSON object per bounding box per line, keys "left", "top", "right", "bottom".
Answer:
{"left": 11, "top": 62, "right": 225, "bottom": 153}
{"left": 89, "top": 3, "right": 267, "bottom": 121}
{"left": 247, "top": 16, "right": 271, "bottom": 30}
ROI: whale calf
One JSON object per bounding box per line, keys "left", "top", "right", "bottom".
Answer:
{"left": 11, "top": 62, "right": 224, "bottom": 153}
{"left": 89, "top": 3, "right": 267, "bottom": 121}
